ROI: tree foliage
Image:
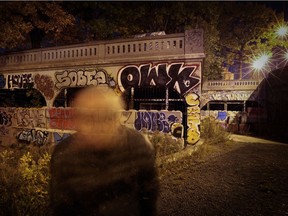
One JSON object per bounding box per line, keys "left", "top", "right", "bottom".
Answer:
{"left": 218, "top": 2, "right": 283, "bottom": 79}
{"left": 0, "top": 2, "right": 74, "bottom": 49}
{"left": 0, "top": 2, "right": 285, "bottom": 80}
{"left": 63, "top": 2, "right": 224, "bottom": 79}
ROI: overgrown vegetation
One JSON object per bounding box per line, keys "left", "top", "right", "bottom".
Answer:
{"left": 0, "top": 144, "right": 51, "bottom": 216}
{"left": 144, "top": 130, "right": 184, "bottom": 157}
{"left": 0, "top": 121, "right": 230, "bottom": 215}
{"left": 200, "top": 117, "right": 230, "bottom": 145}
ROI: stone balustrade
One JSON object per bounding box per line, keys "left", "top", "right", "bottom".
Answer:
{"left": 202, "top": 79, "right": 260, "bottom": 91}
{"left": 0, "top": 29, "right": 204, "bottom": 71}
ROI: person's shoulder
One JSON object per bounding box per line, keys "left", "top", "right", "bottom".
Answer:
{"left": 52, "top": 134, "right": 75, "bottom": 154}
{"left": 121, "top": 126, "right": 154, "bottom": 151}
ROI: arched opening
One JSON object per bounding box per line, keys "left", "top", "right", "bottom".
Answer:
{"left": 53, "top": 87, "right": 86, "bottom": 107}
{"left": 121, "top": 86, "right": 185, "bottom": 112}
{"left": 0, "top": 89, "right": 46, "bottom": 107}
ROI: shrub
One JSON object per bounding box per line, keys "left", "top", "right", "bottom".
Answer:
{"left": 0, "top": 146, "right": 51, "bottom": 216}
{"left": 144, "top": 130, "right": 184, "bottom": 157}
{"left": 201, "top": 117, "right": 230, "bottom": 145}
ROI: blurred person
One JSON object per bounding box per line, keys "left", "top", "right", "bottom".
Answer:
{"left": 50, "top": 86, "right": 159, "bottom": 216}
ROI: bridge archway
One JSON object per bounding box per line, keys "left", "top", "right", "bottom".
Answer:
{"left": 0, "top": 88, "right": 46, "bottom": 107}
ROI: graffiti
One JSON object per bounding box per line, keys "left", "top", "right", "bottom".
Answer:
{"left": 217, "top": 111, "right": 227, "bottom": 121}
{"left": 7, "top": 74, "right": 34, "bottom": 89}
{"left": 134, "top": 111, "right": 182, "bottom": 135}
{"left": 15, "top": 108, "right": 46, "bottom": 128}
{"left": 35, "top": 74, "right": 54, "bottom": 100}
{"left": 55, "top": 69, "right": 116, "bottom": 90}
{"left": 17, "top": 129, "right": 49, "bottom": 145}
{"left": 201, "top": 110, "right": 237, "bottom": 123}
{"left": 201, "top": 91, "right": 253, "bottom": 107}
{"left": 0, "top": 74, "right": 5, "bottom": 88}
{"left": 118, "top": 63, "right": 200, "bottom": 96}
{"left": 0, "top": 126, "right": 9, "bottom": 136}
{"left": 185, "top": 93, "right": 200, "bottom": 144}
{"left": 0, "top": 110, "right": 12, "bottom": 126}
{"left": 48, "top": 108, "right": 75, "bottom": 130}
{"left": 54, "top": 132, "right": 71, "bottom": 144}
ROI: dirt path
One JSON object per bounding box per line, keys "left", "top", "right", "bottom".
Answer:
{"left": 158, "top": 141, "right": 288, "bottom": 216}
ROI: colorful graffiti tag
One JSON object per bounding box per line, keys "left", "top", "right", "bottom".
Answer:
{"left": 185, "top": 93, "right": 200, "bottom": 144}
{"left": 118, "top": 63, "right": 200, "bottom": 96}
{"left": 35, "top": 74, "right": 55, "bottom": 100}
{"left": 54, "top": 69, "right": 116, "bottom": 90}
{"left": 134, "top": 111, "right": 183, "bottom": 137}
{"left": 53, "top": 132, "right": 71, "bottom": 145}
{"left": 47, "top": 108, "right": 75, "bottom": 130}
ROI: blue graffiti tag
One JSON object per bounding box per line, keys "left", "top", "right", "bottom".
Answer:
{"left": 134, "top": 112, "right": 177, "bottom": 133}
{"left": 217, "top": 111, "right": 227, "bottom": 121}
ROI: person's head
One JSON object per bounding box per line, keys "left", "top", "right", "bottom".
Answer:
{"left": 72, "top": 86, "right": 123, "bottom": 138}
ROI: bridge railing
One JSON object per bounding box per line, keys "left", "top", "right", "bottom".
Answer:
{"left": 0, "top": 31, "right": 202, "bottom": 69}
{"left": 202, "top": 79, "right": 260, "bottom": 91}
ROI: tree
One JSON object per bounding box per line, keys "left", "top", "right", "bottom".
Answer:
{"left": 218, "top": 2, "right": 278, "bottom": 79}
{"left": 63, "top": 2, "right": 224, "bottom": 80}
{"left": 0, "top": 2, "right": 74, "bottom": 49}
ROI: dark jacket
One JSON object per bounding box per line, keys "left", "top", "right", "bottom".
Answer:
{"left": 50, "top": 126, "right": 159, "bottom": 216}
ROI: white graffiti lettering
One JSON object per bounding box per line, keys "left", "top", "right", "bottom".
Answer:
{"left": 17, "top": 129, "right": 49, "bottom": 146}
{"left": 55, "top": 69, "right": 111, "bottom": 89}
{"left": 118, "top": 63, "right": 200, "bottom": 96}
{"left": 7, "top": 74, "right": 34, "bottom": 89}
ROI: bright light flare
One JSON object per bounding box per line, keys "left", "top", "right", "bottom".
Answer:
{"left": 276, "top": 25, "right": 288, "bottom": 38}
{"left": 252, "top": 53, "right": 271, "bottom": 71}
{"left": 284, "top": 51, "right": 288, "bottom": 61}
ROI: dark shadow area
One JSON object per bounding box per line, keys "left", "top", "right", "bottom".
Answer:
{"left": 246, "top": 65, "right": 288, "bottom": 143}
{"left": 0, "top": 89, "right": 46, "bottom": 107}
{"left": 53, "top": 87, "right": 85, "bottom": 107}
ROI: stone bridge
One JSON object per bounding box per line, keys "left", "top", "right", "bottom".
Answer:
{"left": 1, "top": 28, "right": 286, "bottom": 145}
{"left": 202, "top": 66, "right": 288, "bottom": 142}
{"left": 0, "top": 29, "right": 205, "bottom": 146}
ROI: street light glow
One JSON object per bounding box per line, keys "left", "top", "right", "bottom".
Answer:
{"left": 252, "top": 53, "right": 271, "bottom": 71}
{"left": 284, "top": 51, "right": 288, "bottom": 61}
{"left": 276, "top": 25, "right": 288, "bottom": 38}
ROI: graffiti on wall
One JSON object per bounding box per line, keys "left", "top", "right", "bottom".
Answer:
{"left": 201, "top": 110, "right": 238, "bottom": 123}
{"left": 121, "top": 110, "right": 183, "bottom": 138}
{"left": 0, "top": 110, "right": 12, "bottom": 126}
{"left": 53, "top": 132, "right": 71, "bottom": 144}
{"left": 118, "top": 63, "right": 200, "bottom": 96}
{"left": 7, "top": 74, "right": 34, "bottom": 89}
{"left": 201, "top": 91, "right": 253, "bottom": 107}
{"left": 1, "top": 107, "right": 184, "bottom": 145}
{"left": 0, "top": 126, "right": 9, "bottom": 136}
{"left": 35, "top": 74, "right": 54, "bottom": 100}
{"left": 15, "top": 108, "right": 46, "bottom": 128}
{"left": 55, "top": 69, "right": 116, "bottom": 90}
{"left": 48, "top": 108, "right": 75, "bottom": 130}
{"left": 185, "top": 93, "right": 200, "bottom": 144}
{"left": 134, "top": 111, "right": 183, "bottom": 137}
{"left": 17, "top": 129, "right": 49, "bottom": 146}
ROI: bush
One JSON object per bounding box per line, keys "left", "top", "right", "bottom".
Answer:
{"left": 0, "top": 145, "right": 51, "bottom": 216}
{"left": 201, "top": 117, "right": 230, "bottom": 145}
{"left": 144, "top": 130, "right": 184, "bottom": 157}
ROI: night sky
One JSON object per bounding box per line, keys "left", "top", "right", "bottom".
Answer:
{"left": 262, "top": 1, "right": 288, "bottom": 20}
